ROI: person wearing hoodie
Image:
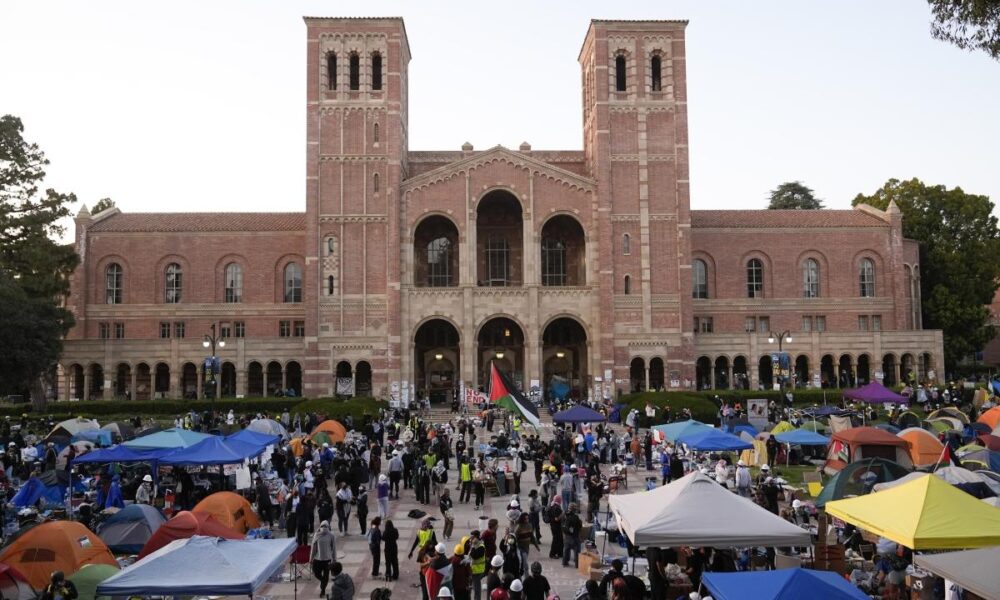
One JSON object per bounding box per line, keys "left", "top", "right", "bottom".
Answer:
{"left": 310, "top": 520, "right": 337, "bottom": 597}
{"left": 383, "top": 518, "right": 400, "bottom": 581}
{"left": 329, "top": 561, "right": 355, "bottom": 600}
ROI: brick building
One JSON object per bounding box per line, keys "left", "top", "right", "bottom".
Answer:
{"left": 57, "top": 17, "right": 943, "bottom": 402}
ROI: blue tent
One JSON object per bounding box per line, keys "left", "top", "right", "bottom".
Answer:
{"left": 124, "top": 428, "right": 214, "bottom": 450}
{"left": 552, "top": 405, "right": 606, "bottom": 424}
{"left": 774, "top": 429, "right": 830, "bottom": 446}
{"left": 723, "top": 423, "right": 759, "bottom": 437}
{"left": 98, "top": 503, "right": 167, "bottom": 554}
{"left": 72, "top": 445, "right": 171, "bottom": 465}
{"left": 12, "top": 476, "right": 65, "bottom": 508}
{"left": 97, "top": 535, "right": 296, "bottom": 596}
{"left": 653, "top": 419, "right": 712, "bottom": 442}
{"left": 678, "top": 428, "right": 752, "bottom": 451}
{"left": 72, "top": 429, "right": 114, "bottom": 447}
{"left": 159, "top": 436, "right": 268, "bottom": 466}
{"left": 703, "top": 568, "right": 868, "bottom": 600}
{"left": 226, "top": 428, "right": 281, "bottom": 448}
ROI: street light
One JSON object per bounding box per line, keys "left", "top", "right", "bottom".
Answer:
{"left": 768, "top": 329, "right": 792, "bottom": 395}
{"left": 767, "top": 330, "right": 792, "bottom": 350}
{"left": 202, "top": 323, "right": 226, "bottom": 402}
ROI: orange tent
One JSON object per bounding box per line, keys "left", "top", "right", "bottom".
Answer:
{"left": 898, "top": 427, "right": 945, "bottom": 467}
{"left": 978, "top": 406, "right": 1000, "bottom": 430}
{"left": 288, "top": 436, "right": 308, "bottom": 457}
{"left": 139, "top": 510, "right": 242, "bottom": 558}
{"left": 0, "top": 521, "right": 118, "bottom": 589}
{"left": 193, "top": 491, "right": 260, "bottom": 534}
{"left": 311, "top": 419, "right": 347, "bottom": 443}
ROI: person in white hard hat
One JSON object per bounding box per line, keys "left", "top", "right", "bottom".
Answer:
{"left": 135, "top": 474, "right": 153, "bottom": 504}
{"left": 735, "top": 459, "right": 752, "bottom": 497}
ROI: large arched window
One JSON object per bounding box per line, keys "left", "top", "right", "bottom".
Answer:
{"left": 284, "top": 262, "right": 302, "bottom": 303}
{"left": 105, "top": 263, "right": 123, "bottom": 304}
{"left": 622, "top": 233, "right": 631, "bottom": 256}
{"left": 371, "top": 52, "right": 382, "bottom": 90}
{"left": 651, "top": 55, "right": 662, "bottom": 91}
{"left": 348, "top": 52, "right": 360, "bottom": 90}
{"left": 746, "top": 259, "right": 764, "bottom": 298}
{"left": 541, "top": 239, "right": 567, "bottom": 286}
{"left": 165, "top": 263, "right": 182, "bottom": 304}
{"left": 615, "top": 55, "right": 627, "bottom": 91}
{"left": 427, "top": 237, "right": 453, "bottom": 287}
{"left": 692, "top": 259, "right": 708, "bottom": 299}
{"left": 624, "top": 275, "right": 632, "bottom": 295}
{"left": 859, "top": 258, "right": 876, "bottom": 297}
{"left": 802, "top": 258, "right": 819, "bottom": 298}
{"left": 326, "top": 52, "right": 337, "bottom": 90}
{"left": 224, "top": 263, "right": 243, "bottom": 303}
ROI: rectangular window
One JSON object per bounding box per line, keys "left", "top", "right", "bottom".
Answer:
{"left": 234, "top": 321, "right": 245, "bottom": 338}
{"left": 858, "top": 315, "right": 869, "bottom": 331}
{"left": 220, "top": 324, "right": 232, "bottom": 339}
{"left": 816, "top": 316, "right": 826, "bottom": 332}
{"left": 802, "top": 316, "right": 812, "bottom": 332}
{"left": 159, "top": 322, "right": 171, "bottom": 339}
{"left": 293, "top": 320, "right": 305, "bottom": 337}
{"left": 279, "top": 320, "right": 291, "bottom": 337}
{"left": 758, "top": 316, "right": 770, "bottom": 332}
{"left": 114, "top": 322, "right": 125, "bottom": 339}
{"left": 174, "top": 321, "right": 185, "bottom": 339}
{"left": 695, "top": 316, "right": 713, "bottom": 333}
{"left": 99, "top": 322, "right": 110, "bottom": 340}
{"left": 485, "top": 237, "right": 510, "bottom": 286}
{"left": 872, "top": 315, "right": 882, "bottom": 331}
{"left": 744, "top": 317, "right": 756, "bottom": 333}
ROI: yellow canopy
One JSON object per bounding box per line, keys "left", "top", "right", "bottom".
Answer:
{"left": 825, "top": 473, "right": 1000, "bottom": 550}
{"left": 770, "top": 421, "right": 795, "bottom": 435}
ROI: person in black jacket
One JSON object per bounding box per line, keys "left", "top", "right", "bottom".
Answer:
{"left": 356, "top": 485, "right": 370, "bottom": 535}
{"left": 383, "top": 518, "right": 400, "bottom": 581}
{"left": 39, "top": 571, "right": 78, "bottom": 600}
{"left": 369, "top": 517, "right": 383, "bottom": 577}
{"left": 254, "top": 475, "right": 274, "bottom": 527}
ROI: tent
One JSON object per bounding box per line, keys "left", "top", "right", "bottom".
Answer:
{"left": 652, "top": 419, "right": 711, "bottom": 442}
{"left": 44, "top": 417, "right": 100, "bottom": 443}
{"left": 815, "top": 458, "right": 910, "bottom": 508}
{"left": 0, "top": 564, "right": 35, "bottom": 600}
{"left": 825, "top": 473, "right": 1000, "bottom": 549}
{"left": 978, "top": 406, "right": 1000, "bottom": 430}
{"left": 0, "top": 521, "right": 118, "bottom": 588}
{"left": 824, "top": 427, "right": 912, "bottom": 475}
{"left": 72, "top": 429, "right": 113, "bottom": 447}
{"left": 58, "top": 440, "right": 95, "bottom": 469}
{"left": 68, "top": 563, "right": 120, "bottom": 600}
{"left": 609, "top": 471, "right": 811, "bottom": 547}
{"left": 774, "top": 429, "right": 830, "bottom": 446}
{"left": 100, "top": 421, "right": 136, "bottom": 440}
{"left": 896, "top": 411, "right": 922, "bottom": 429}
{"left": 770, "top": 421, "right": 796, "bottom": 435}
{"left": 139, "top": 510, "right": 243, "bottom": 558}
{"left": 960, "top": 449, "right": 1000, "bottom": 473}
{"left": 227, "top": 428, "right": 281, "bottom": 448}
{"left": 702, "top": 568, "right": 869, "bottom": 600}
{"left": 873, "top": 423, "right": 901, "bottom": 435}
{"left": 192, "top": 491, "right": 260, "bottom": 533}
{"left": 98, "top": 536, "right": 296, "bottom": 596}
{"left": 897, "top": 427, "right": 945, "bottom": 467}
{"left": 11, "top": 475, "right": 66, "bottom": 508}
{"left": 98, "top": 503, "right": 167, "bottom": 554}
{"left": 159, "top": 435, "right": 268, "bottom": 466}
{"left": 913, "top": 547, "right": 1000, "bottom": 600}
{"left": 802, "top": 406, "right": 854, "bottom": 417}
{"left": 980, "top": 433, "right": 1000, "bottom": 452}
{"left": 552, "top": 405, "right": 606, "bottom": 424}
{"left": 246, "top": 418, "right": 288, "bottom": 440}
{"left": 924, "top": 417, "right": 964, "bottom": 433}
{"left": 843, "top": 382, "right": 905, "bottom": 404}
{"left": 873, "top": 466, "right": 999, "bottom": 498}
{"left": 927, "top": 407, "right": 970, "bottom": 425}
{"left": 124, "top": 428, "right": 214, "bottom": 450}
{"left": 311, "top": 420, "right": 347, "bottom": 443}
{"left": 71, "top": 445, "right": 171, "bottom": 466}
{"left": 678, "top": 429, "right": 753, "bottom": 451}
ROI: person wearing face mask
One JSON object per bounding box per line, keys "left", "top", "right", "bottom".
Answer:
{"left": 135, "top": 474, "right": 153, "bottom": 504}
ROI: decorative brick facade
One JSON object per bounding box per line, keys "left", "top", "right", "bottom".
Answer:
{"left": 57, "top": 17, "right": 943, "bottom": 402}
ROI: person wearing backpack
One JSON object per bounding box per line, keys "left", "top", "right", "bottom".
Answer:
{"left": 561, "top": 502, "right": 583, "bottom": 568}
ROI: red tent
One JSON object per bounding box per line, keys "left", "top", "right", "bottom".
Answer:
{"left": 138, "top": 511, "right": 242, "bottom": 558}
{"left": 0, "top": 564, "right": 35, "bottom": 600}
{"left": 824, "top": 426, "right": 913, "bottom": 475}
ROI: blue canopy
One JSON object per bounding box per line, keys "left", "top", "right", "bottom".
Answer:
{"left": 124, "top": 428, "right": 214, "bottom": 450}
{"left": 677, "top": 428, "right": 752, "bottom": 451}
{"left": 774, "top": 429, "right": 831, "bottom": 446}
{"left": 552, "top": 405, "right": 606, "bottom": 424}
{"left": 226, "top": 428, "right": 281, "bottom": 448}
{"left": 723, "top": 423, "right": 759, "bottom": 437}
{"left": 703, "top": 568, "right": 868, "bottom": 600}
{"left": 653, "top": 419, "right": 712, "bottom": 442}
{"left": 97, "top": 535, "right": 296, "bottom": 596}
{"left": 72, "top": 429, "right": 114, "bottom": 446}
{"left": 72, "top": 445, "right": 171, "bottom": 465}
{"left": 158, "top": 435, "right": 268, "bottom": 466}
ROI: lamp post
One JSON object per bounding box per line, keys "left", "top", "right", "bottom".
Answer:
{"left": 202, "top": 323, "right": 226, "bottom": 401}
{"left": 767, "top": 330, "right": 792, "bottom": 394}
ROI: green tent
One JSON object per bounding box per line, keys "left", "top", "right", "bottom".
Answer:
{"left": 68, "top": 563, "right": 120, "bottom": 600}
{"left": 815, "top": 458, "right": 910, "bottom": 508}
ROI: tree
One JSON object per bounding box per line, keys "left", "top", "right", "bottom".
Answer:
{"left": 0, "top": 274, "right": 66, "bottom": 400}
{"left": 768, "top": 181, "right": 824, "bottom": 210}
{"left": 853, "top": 178, "right": 1000, "bottom": 369}
{"left": 929, "top": 0, "right": 1000, "bottom": 60}
{"left": 0, "top": 115, "right": 79, "bottom": 406}
{"left": 91, "top": 197, "right": 115, "bottom": 214}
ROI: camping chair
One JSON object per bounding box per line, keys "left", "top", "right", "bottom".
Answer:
{"left": 859, "top": 543, "right": 875, "bottom": 561}
{"left": 802, "top": 471, "right": 823, "bottom": 497}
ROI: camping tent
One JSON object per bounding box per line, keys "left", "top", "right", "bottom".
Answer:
{"left": 0, "top": 564, "right": 35, "bottom": 600}
{"left": 44, "top": 417, "right": 100, "bottom": 443}
{"left": 71, "top": 429, "right": 113, "bottom": 447}
{"left": 927, "top": 407, "right": 970, "bottom": 425}
{"left": 896, "top": 411, "right": 922, "bottom": 429}
{"left": 978, "top": 434, "right": 1000, "bottom": 451}
{"left": 872, "top": 466, "right": 1000, "bottom": 498}
{"left": 678, "top": 429, "right": 752, "bottom": 451}
{"left": 913, "top": 547, "right": 1000, "bottom": 600}
{"left": 843, "top": 382, "right": 905, "bottom": 404}
{"left": 774, "top": 429, "right": 830, "bottom": 446}
{"left": 960, "top": 449, "right": 1000, "bottom": 473}
{"left": 98, "top": 503, "right": 167, "bottom": 554}
{"left": 977, "top": 406, "right": 1000, "bottom": 430}
{"left": 652, "top": 420, "right": 711, "bottom": 443}
{"left": 158, "top": 435, "right": 268, "bottom": 466}
{"left": 139, "top": 510, "right": 243, "bottom": 558}
{"left": 100, "top": 421, "right": 135, "bottom": 440}
{"left": 552, "top": 405, "right": 606, "bottom": 424}
{"left": 311, "top": 420, "right": 347, "bottom": 443}
{"left": 609, "top": 471, "right": 811, "bottom": 547}
{"left": 0, "top": 521, "right": 118, "bottom": 588}
{"left": 247, "top": 418, "right": 288, "bottom": 440}
{"left": 11, "top": 475, "right": 66, "bottom": 508}
{"left": 770, "top": 421, "right": 796, "bottom": 435}
{"left": 924, "top": 417, "right": 964, "bottom": 433}
{"left": 825, "top": 473, "right": 1000, "bottom": 549}
{"left": 815, "top": 458, "right": 910, "bottom": 508}
{"left": 702, "top": 568, "right": 868, "bottom": 600}
{"left": 98, "top": 536, "right": 296, "bottom": 596}
{"left": 192, "top": 491, "right": 260, "bottom": 533}
{"left": 897, "top": 427, "right": 945, "bottom": 467}
{"left": 68, "top": 563, "right": 120, "bottom": 600}
{"left": 123, "top": 428, "right": 213, "bottom": 450}
{"left": 824, "top": 427, "right": 912, "bottom": 475}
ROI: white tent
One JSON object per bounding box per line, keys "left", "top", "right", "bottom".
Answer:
{"left": 913, "top": 547, "right": 1000, "bottom": 600}
{"left": 608, "top": 471, "right": 812, "bottom": 547}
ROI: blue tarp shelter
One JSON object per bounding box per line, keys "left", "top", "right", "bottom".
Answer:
{"left": 98, "top": 503, "right": 167, "bottom": 554}
{"left": 723, "top": 423, "right": 759, "bottom": 437}
{"left": 72, "top": 429, "right": 114, "bottom": 447}
{"left": 12, "top": 476, "right": 64, "bottom": 508}
{"left": 652, "top": 419, "right": 712, "bottom": 442}
{"left": 678, "top": 428, "right": 753, "bottom": 451}
{"left": 158, "top": 436, "right": 268, "bottom": 466}
{"left": 123, "top": 428, "right": 214, "bottom": 450}
{"left": 96, "top": 535, "right": 296, "bottom": 596}
{"left": 226, "top": 428, "right": 281, "bottom": 448}
{"left": 702, "top": 568, "right": 869, "bottom": 600}
{"left": 71, "top": 445, "right": 171, "bottom": 465}
{"left": 774, "top": 429, "right": 831, "bottom": 445}
{"left": 552, "top": 405, "right": 606, "bottom": 424}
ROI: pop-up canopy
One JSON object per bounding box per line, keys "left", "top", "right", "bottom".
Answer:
{"left": 552, "top": 405, "right": 606, "bottom": 424}
{"left": 652, "top": 419, "right": 711, "bottom": 442}
{"left": 158, "top": 435, "right": 268, "bottom": 466}
{"left": 678, "top": 428, "right": 753, "bottom": 451}
{"left": 703, "top": 568, "right": 869, "bottom": 600}
{"left": 843, "top": 382, "right": 906, "bottom": 404}
{"left": 124, "top": 428, "right": 214, "bottom": 450}
{"left": 913, "top": 547, "right": 1000, "bottom": 600}
{"left": 774, "top": 429, "right": 830, "bottom": 446}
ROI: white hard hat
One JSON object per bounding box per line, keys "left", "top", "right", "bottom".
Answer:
{"left": 510, "top": 579, "right": 523, "bottom": 592}
{"left": 570, "top": 464, "right": 577, "bottom": 470}
{"left": 510, "top": 500, "right": 519, "bottom": 508}
{"left": 323, "top": 443, "right": 330, "bottom": 448}
{"left": 760, "top": 464, "right": 770, "bottom": 471}
{"left": 438, "top": 589, "right": 453, "bottom": 598}
{"left": 792, "top": 499, "right": 803, "bottom": 509}
{"left": 142, "top": 475, "right": 152, "bottom": 482}
{"left": 435, "top": 543, "right": 447, "bottom": 554}
{"left": 737, "top": 460, "right": 746, "bottom": 467}
{"left": 491, "top": 555, "right": 505, "bottom": 568}
{"left": 306, "top": 461, "right": 313, "bottom": 467}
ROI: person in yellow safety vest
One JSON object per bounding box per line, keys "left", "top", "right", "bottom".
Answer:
{"left": 460, "top": 458, "right": 473, "bottom": 504}
{"left": 512, "top": 416, "right": 522, "bottom": 443}
{"left": 466, "top": 530, "right": 487, "bottom": 600}
{"left": 408, "top": 517, "right": 438, "bottom": 560}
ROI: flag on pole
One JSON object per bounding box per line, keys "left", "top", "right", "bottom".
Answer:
{"left": 488, "top": 361, "right": 541, "bottom": 427}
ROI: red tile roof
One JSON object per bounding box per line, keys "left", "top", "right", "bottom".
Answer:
{"left": 691, "top": 209, "right": 887, "bottom": 229}
{"left": 88, "top": 212, "right": 306, "bottom": 233}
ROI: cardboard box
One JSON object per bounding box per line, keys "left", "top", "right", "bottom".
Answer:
{"left": 578, "top": 550, "right": 601, "bottom": 578}
{"left": 590, "top": 567, "right": 604, "bottom": 582}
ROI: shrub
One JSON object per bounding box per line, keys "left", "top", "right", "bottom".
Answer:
{"left": 618, "top": 392, "right": 719, "bottom": 423}
{"left": 291, "top": 397, "right": 389, "bottom": 423}
{"left": 0, "top": 397, "right": 302, "bottom": 419}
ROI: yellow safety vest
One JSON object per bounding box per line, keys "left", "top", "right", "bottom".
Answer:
{"left": 461, "top": 463, "right": 472, "bottom": 482}
{"left": 470, "top": 541, "right": 487, "bottom": 575}
{"left": 513, "top": 418, "right": 521, "bottom": 431}
{"left": 417, "top": 528, "right": 434, "bottom": 549}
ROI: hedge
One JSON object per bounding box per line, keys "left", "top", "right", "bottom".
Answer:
{"left": 292, "top": 397, "right": 389, "bottom": 422}
{"left": 0, "top": 397, "right": 303, "bottom": 419}
{"left": 618, "top": 392, "right": 719, "bottom": 423}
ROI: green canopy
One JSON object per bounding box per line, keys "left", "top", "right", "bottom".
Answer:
{"left": 68, "top": 563, "right": 120, "bottom": 600}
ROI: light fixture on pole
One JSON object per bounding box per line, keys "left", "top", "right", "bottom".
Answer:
{"left": 768, "top": 329, "right": 793, "bottom": 394}
{"left": 202, "top": 323, "right": 225, "bottom": 402}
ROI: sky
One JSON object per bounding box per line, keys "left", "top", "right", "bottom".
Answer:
{"left": 2, "top": 0, "right": 998, "bottom": 224}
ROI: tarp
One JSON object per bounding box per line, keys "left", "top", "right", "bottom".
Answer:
{"left": 652, "top": 419, "right": 711, "bottom": 442}
{"left": 824, "top": 427, "right": 912, "bottom": 475}
{"left": 226, "top": 428, "right": 280, "bottom": 449}
{"left": 702, "top": 568, "right": 869, "bottom": 600}
{"left": 310, "top": 420, "right": 347, "bottom": 443}
{"left": 123, "top": 428, "right": 213, "bottom": 450}
{"left": 0, "top": 564, "right": 36, "bottom": 600}
{"left": 897, "top": 427, "right": 945, "bottom": 467}
{"left": 552, "top": 405, "right": 606, "bottom": 424}
{"left": 192, "top": 491, "right": 260, "bottom": 533}
{"left": 68, "top": 563, "right": 120, "bottom": 600}
{"left": 678, "top": 428, "right": 752, "bottom": 451}
{"left": 843, "top": 382, "right": 905, "bottom": 404}
{"left": 71, "top": 445, "right": 171, "bottom": 465}
{"left": 825, "top": 473, "right": 1000, "bottom": 549}
{"left": 11, "top": 476, "right": 65, "bottom": 508}
{"left": 609, "top": 471, "right": 811, "bottom": 547}
{"left": 246, "top": 418, "right": 288, "bottom": 440}
{"left": 815, "top": 458, "right": 910, "bottom": 508}
{"left": 98, "top": 503, "right": 167, "bottom": 554}
{"left": 98, "top": 536, "right": 296, "bottom": 596}
{"left": 158, "top": 435, "right": 268, "bottom": 466}
{"left": 977, "top": 406, "right": 1000, "bottom": 430}
{"left": 774, "top": 429, "right": 830, "bottom": 446}
{"left": 139, "top": 511, "right": 243, "bottom": 559}
{"left": 829, "top": 414, "right": 854, "bottom": 433}
{"left": 913, "top": 547, "right": 1000, "bottom": 600}
{"left": 0, "top": 521, "right": 118, "bottom": 589}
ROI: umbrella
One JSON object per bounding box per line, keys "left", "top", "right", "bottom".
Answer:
{"left": 68, "top": 563, "right": 120, "bottom": 600}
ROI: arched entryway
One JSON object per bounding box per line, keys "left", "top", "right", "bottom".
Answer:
{"left": 414, "top": 215, "right": 459, "bottom": 287}
{"left": 540, "top": 215, "right": 586, "bottom": 286}
{"left": 88, "top": 364, "right": 104, "bottom": 400}
{"left": 630, "top": 357, "right": 646, "bottom": 393}
{"left": 882, "top": 354, "right": 898, "bottom": 386}
{"left": 477, "top": 190, "right": 523, "bottom": 287}
{"left": 757, "top": 356, "right": 773, "bottom": 390}
{"left": 285, "top": 361, "right": 302, "bottom": 397}
{"left": 115, "top": 363, "right": 131, "bottom": 400}
{"left": 247, "top": 362, "right": 264, "bottom": 397}
{"left": 154, "top": 363, "right": 170, "bottom": 399}
{"left": 920, "top": 352, "right": 933, "bottom": 382}
{"left": 820, "top": 355, "right": 835, "bottom": 388}
{"left": 355, "top": 361, "right": 371, "bottom": 397}
{"left": 838, "top": 354, "right": 854, "bottom": 388}
{"left": 266, "top": 361, "right": 283, "bottom": 396}
{"left": 478, "top": 316, "right": 524, "bottom": 391}
{"left": 70, "top": 364, "right": 84, "bottom": 400}
{"left": 795, "top": 355, "right": 809, "bottom": 388}
{"left": 542, "top": 317, "right": 588, "bottom": 401}
{"left": 857, "top": 354, "right": 871, "bottom": 385}
{"left": 714, "top": 356, "right": 730, "bottom": 390}
{"left": 415, "top": 319, "right": 460, "bottom": 404}
{"left": 220, "top": 362, "right": 236, "bottom": 397}
{"left": 135, "top": 363, "right": 151, "bottom": 400}
{"left": 335, "top": 361, "right": 353, "bottom": 397}
{"left": 900, "top": 353, "right": 915, "bottom": 385}
{"left": 181, "top": 362, "right": 198, "bottom": 400}
{"left": 696, "top": 356, "right": 712, "bottom": 390}
{"left": 649, "top": 357, "right": 665, "bottom": 391}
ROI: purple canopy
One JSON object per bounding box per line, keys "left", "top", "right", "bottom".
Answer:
{"left": 843, "top": 382, "right": 906, "bottom": 404}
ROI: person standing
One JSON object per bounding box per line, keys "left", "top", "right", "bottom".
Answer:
{"left": 39, "top": 571, "right": 77, "bottom": 600}
{"left": 440, "top": 488, "right": 455, "bottom": 541}
{"left": 527, "top": 490, "right": 542, "bottom": 544}
{"left": 388, "top": 451, "right": 403, "bottom": 498}
{"left": 383, "top": 518, "right": 400, "bottom": 581}
{"left": 369, "top": 517, "right": 383, "bottom": 577}
{"left": 459, "top": 457, "right": 473, "bottom": 503}
{"left": 522, "top": 562, "right": 550, "bottom": 600}
{"left": 309, "top": 521, "right": 337, "bottom": 597}
{"left": 254, "top": 474, "right": 274, "bottom": 527}
{"left": 765, "top": 435, "right": 778, "bottom": 467}
{"left": 377, "top": 473, "right": 391, "bottom": 519}
{"left": 561, "top": 502, "right": 582, "bottom": 568}
{"left": 451, "top": 543, "right": 472, "bottom": 600}
{"left": 335, "top": 482, "right": 353, "bottom": 534}
{"left": 329, "top": 561, "right": 355, "bottom": 600}
{"left": 467, "top": 530, "right": 487, "bottom": 600}
{"left": 546, "top": 496, "right": 564, "bottom": 559}
{"left": 558, "top": 466, "right": 575, "bottom": 507}
{"left": 356, "top": 485, "right": 370, "bottom": 535}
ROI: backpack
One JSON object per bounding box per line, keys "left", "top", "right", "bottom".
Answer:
{"left": 541, "top": 505, "right": 551, "bottom": 524}
{"left": 371, "top": 588, "right": 392, "bottom": 600}
{"left": 520, "top": 459, "right": 527, "bottom": 473}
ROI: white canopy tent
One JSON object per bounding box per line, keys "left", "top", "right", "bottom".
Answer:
{"left": 913, "top": 547, "right": 1000, "bottom": 600}
{"left": 609, "top": 471, "right": 812, "bottom": 548}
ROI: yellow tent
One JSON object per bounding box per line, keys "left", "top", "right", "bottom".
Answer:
{"left": 770, "top": 421, "right": 795, "bottom": 435}
{"left": 825, "top": 473, "right": 1000, "bottom": 549}
{"left": 739, "top": 439, "right": 768, "bottom": 468}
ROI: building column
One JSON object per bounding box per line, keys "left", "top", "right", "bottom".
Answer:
{"left": 83, "top": 371, "right": 91, "bottom": 401}
{"left": 264, "top": 370, "right": 270, "bottom": 398}
{"left": 102, "top": 364, "right": 113, "bottom": 400}
{"left": 644, "top": 367, "right": 650, "bottom": 391}
{"left": 196, "top": 367, "right": 204, "bottom": 400}
{"left": 236, "top": 369, "right": 246, "bottom": 398}
{"left": 168, "top": 369, "right": 180, "bottom": 400}
{"left": 130, "top": 369, "right": 137, "bottom": 402}
{"left": 282, "top": 367, "right": 288, "bottom": 392}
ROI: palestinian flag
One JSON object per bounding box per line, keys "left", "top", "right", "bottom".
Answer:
{"left": 488, "top": 361, "right": 542, "bottom": 427}
{"left": 935, "top": 444, "right": 962, "bottom": 468}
